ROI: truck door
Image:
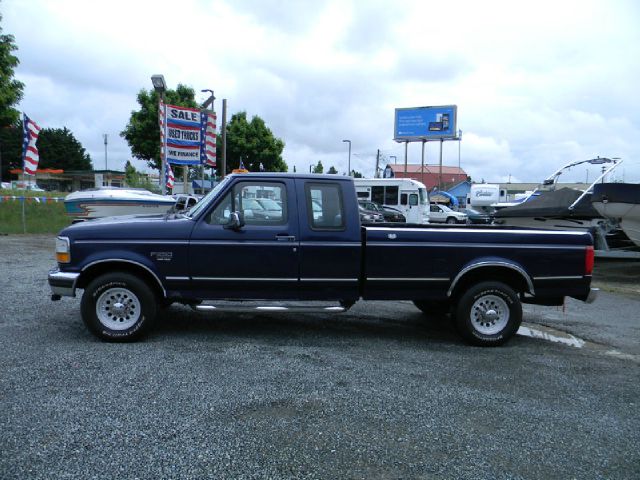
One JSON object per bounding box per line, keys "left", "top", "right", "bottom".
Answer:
{"left": 189, "top": 179, "right": 300, "bottom": 299}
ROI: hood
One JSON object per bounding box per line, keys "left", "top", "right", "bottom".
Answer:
{"left": 59, "top": 213, "right": 194, "bottom": 241}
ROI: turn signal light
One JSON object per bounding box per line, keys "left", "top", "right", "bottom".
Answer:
{"left": 56, "top": 252, "right": 70, "bottom": 263}
{"left": 585, "top": 245, "right": 594, "bottom": 275}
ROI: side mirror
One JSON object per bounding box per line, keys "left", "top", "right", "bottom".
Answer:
{"left": 224, "top": 211, "right": 245, "bottom": 230}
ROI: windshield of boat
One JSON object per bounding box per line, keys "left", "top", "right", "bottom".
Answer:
{"left": 184, "top": 176, "right": 232, "bottom": 218}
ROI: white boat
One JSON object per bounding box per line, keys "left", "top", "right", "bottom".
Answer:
{"left": 493, "top": 157, "right": 622, "bottom": 232}
{"left": 592, "top": 183, "right": 640, "bottom": 247}
{"left": 64, "top": 187, "right": 177, "bottom": 220}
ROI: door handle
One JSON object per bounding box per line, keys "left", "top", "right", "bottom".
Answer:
{"left": 275, "top": 234, "right": 296, "bottom": 242}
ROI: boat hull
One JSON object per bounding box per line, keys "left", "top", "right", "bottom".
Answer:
{"left": 64, "top": 189, "right": 176, "bottom": 219}
{"left": 592, "top": 183, "right": 640, "bottom": 247}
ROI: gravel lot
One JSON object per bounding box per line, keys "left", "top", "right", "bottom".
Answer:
{"left": 1, "top": 234, "right": 639, "bottom": 479}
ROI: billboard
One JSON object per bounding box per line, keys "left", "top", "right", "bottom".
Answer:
{"left": 394, "top": 105, "right": 457, "bottom": 141}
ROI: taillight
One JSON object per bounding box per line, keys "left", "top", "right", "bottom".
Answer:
{"left": 585, "top": 245, "right": 594, "bottom": 275}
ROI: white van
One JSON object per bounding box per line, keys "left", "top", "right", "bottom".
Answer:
{"left": 353, "top": 178, "right": 430, "bottom": 224}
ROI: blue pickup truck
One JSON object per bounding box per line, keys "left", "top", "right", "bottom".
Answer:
{"left": 49, "top": 173, "right": 597, "bottom": 346}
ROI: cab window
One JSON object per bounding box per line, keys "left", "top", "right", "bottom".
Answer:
{"left": 208, "top": 182, "right": 286, "bottom": 226}
{"left": 306, "top": 183, "right": 344, "bottom": 230}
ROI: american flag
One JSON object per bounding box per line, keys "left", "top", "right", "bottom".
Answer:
{"left": 166, "top": 162, "right": 175, "bottom": 189}
{"left": 204, "top": 113, "right": 216, "bottom": 167}
{"left": 22, "top": 114, "right": 41, "bottom": 175}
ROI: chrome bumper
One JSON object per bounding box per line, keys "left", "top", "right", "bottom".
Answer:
{"left": 48, "top": 268, "right": 80, "bottom": 298}
{"left": 585, "top": 287, "right": 599, "bottom": 304}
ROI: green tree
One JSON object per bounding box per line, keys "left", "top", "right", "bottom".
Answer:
{"left": 312, "top": 160, "right": 323, "bottom": 174}
{"left": 327, "top": 166, "right": 338, "bottom": 174}
{"left": 121, "top": 84, "right": 197, "bottom": 171}
{"left": 124, "top": 160, "right": 159, "bottom": 192}
{"left": 0, "top": 12, "right": 24, "bottom": 128}
{"left": 37, "top": 127, "right": 92, "bottom": 170}
{"left": 0, "top": 123, "right": 91, "bottom": 179}
{"left": 221, "top": 111, "right": 286, "bottom": 174}
{"left": 351, "top": 170, "right": 363, "bottom": 178}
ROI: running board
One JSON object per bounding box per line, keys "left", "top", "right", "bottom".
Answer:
{"left": 193, "top": 304, "right": 349, "bottom": 313}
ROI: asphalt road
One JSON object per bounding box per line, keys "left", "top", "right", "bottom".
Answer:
{"left": 1, "top": 235, "right": 638, "bottom": 479}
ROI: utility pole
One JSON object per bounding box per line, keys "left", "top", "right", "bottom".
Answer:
{"left": 103, "top": 134, "right": 108, "bottom": 171}
{"left": 375, "top": 149, "right": 380, "bottom": 178}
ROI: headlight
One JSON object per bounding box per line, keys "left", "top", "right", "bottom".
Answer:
{"left": 55, "top": 236, "right": 71, "bottom": 263}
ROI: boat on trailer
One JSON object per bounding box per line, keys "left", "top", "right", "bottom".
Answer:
{"left": 493, "top": 157, "right": 622, "bottom": 233}
{"left": 64, "top": 187, "right": 177, "bottom": 220}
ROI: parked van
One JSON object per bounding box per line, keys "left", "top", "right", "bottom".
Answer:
{"left": 353, "top": 178, "right": 429, "bottom": 223}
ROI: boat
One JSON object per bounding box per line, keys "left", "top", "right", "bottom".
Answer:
{"left": 592, "top": 183, "right": 640, "bottom": 248}
{"left": 493, "top": 157, "right": 622, "bottom": 232}
{"left": 64, "top": 187, "right": 177, "bottom": 220}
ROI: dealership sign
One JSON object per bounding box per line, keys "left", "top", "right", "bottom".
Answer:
{"left": 394, "top": 105, "right": 458, "bottom": 142}
{"left": 160, "top": 103, "right": 216, "bottom": 166}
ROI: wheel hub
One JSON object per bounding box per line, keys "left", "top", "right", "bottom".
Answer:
{"left": 470, "top": 295, "right": 509, "bottom": 335}
{"left": 96, "top": 287, "right": 141, "bottom": 330}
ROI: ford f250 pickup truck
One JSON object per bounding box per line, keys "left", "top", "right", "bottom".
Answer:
{"left": 48, "top": 173, "right": 597, "bottom": 346}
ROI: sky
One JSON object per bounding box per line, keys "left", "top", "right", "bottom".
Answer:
{"left": 3, "top": 0, "right": 640, "bottom": 185}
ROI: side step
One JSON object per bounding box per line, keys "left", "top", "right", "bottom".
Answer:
{"left": 193, "top": 302, "right": 350, "bottom": 314}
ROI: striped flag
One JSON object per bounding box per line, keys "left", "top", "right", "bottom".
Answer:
{"left": 204, "top": 112, "right": 217, "bottom": 167}
{"left": 22, "top": 114, "right": 41, "bottom": 175}
{"left": 166, "top": 162, "right": 175, "bottom": 189}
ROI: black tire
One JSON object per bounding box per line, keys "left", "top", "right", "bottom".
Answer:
{"left": 446, "top": 217, "right": 457, "bottom": 224}
{"left": 453, "top": 281, "right": 522, "bottom": 347}
{"left": 413, "top": 300, "right": 451, "bottom": 318}
{"left": 81, "top": 272, "right": 157, "bottom": 342}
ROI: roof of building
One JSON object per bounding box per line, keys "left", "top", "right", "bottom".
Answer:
{"left": 387, "top": 164, "right": 467, "bottom": 175}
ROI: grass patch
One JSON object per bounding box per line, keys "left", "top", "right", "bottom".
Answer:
{"left": 0, "top": 190, "right": 71, "bottom": 234}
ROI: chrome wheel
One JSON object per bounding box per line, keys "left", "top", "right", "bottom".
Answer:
{"left": 96, "top": 287, "right": 141, "bottom": 330}
{"left": 470, "top": 294, "right": 509, "bottom": 335}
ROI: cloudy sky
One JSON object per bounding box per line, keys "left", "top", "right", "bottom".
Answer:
{"left": 4, "top": 0, "right": 640, "bottom": 184}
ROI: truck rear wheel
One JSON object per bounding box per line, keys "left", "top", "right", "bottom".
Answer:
{"left": 453, "top": 281, "right": 521, "bottom": 346}
{"left": 81, "top": 272, "right": 157, "bottom": 342}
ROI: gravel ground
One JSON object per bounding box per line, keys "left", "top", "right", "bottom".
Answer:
{"left": 0, "top": 234, "right": 638, "bottom": 479}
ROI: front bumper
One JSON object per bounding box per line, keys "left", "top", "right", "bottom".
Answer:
{"left": 48, "top": 268, "right": 80, "bottom": 298}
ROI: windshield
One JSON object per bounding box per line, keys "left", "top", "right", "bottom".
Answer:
{"left": 418, "top": 188, "right": 428, "bottom": 205}
{"left": 440, "top": 205, "right": 453, "bottom": 212}
{"left": 185, "top": 176, "right": 232, "bottom": 218}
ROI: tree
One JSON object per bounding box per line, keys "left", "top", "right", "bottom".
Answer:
{"left": 0, "top": 13, "right": 24, "bottom": 128}
{"left": 351, "top": 170, "right": 363, "bottom": 178}
{"left": 221, "top": 111, "right": 286, "bottom": 174}
{"left": 37, "top": 127, "right": 92, "bottom": 170}
{"left": 327, "top": 166, "right": 338, "bottom": 174}
{"left": 312, "top": 160, "right": 323, "bottom": 174}
{"left": 121, "top": 84, "right": 197, "bottom": 171}
{"left": 124, "top": 160, "right": 159, "bottom": 192}
{"left": 0, "top": 123, "right": 91, "bottom": 179}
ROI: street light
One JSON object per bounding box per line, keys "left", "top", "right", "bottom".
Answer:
{"left": 342, "top": 139, "right": 351, "bottom": 176}
{"left": 151, "top": 74, "right": 167, "bottom": 195}
{"left": 151, "top": 74, "right": 167, "bottom": 92}
{"left": 201, "top": 89, "right": 215, "bottom": 110}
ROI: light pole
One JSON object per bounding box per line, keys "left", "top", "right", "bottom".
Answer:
{"left": 151, "top": 74, "right": 167, "bottom": 195}
{"left": 458, "top": 129, "right": 462, "bottom": 168}
{"left": 342, "top": 139, "right": 351, "bottom": 176}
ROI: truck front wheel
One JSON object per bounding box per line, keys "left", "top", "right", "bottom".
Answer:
{"left": 453, "top": 281, "right": 522, "bottom": 346}
{"left": 81, "top": 272, "right": 157, "bottom": 342}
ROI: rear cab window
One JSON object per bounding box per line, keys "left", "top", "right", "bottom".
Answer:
{"left": 305, "top": 183, "right": 345, "bottom": 230}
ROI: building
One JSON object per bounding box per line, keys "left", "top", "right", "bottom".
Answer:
{"left": 385, "top": 164, "right": 468, "bottom": 190}
{"left": 10, "top": 169, "right": 129, "bottom": 192}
